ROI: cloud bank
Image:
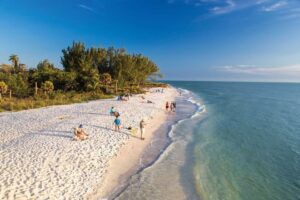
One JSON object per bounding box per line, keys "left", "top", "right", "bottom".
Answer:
{"left": 219, "top": 65, "right": 300, "bottom": 76}
{"left": 168, "top": 0, "right": 300, "bottom": 18}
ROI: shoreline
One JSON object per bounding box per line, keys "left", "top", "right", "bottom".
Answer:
{"left": 88, "top": 108, "right": 169, "bottom": 199}
{"left": 88, "top": 89, "right": 178, "bottom": 199}
{"left": 104, "top": 88, "right": 200, "bottom": 200}
{"left": 89, "top": 87, "right": 200, "bottom": 200}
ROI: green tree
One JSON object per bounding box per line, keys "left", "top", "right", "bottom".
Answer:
{"left": 61, "top": 42, "right": 87, "bottom": 73}
{"left": 0, "top": 81, "right": 8, "bottom": 99}
{"left": 100, "top": 73, "right": 112, "bottom": 93}
{"left": 9, "top": 54, "right": 19, "bottom": 73}
{"left": 0, "top": 71, "right": 29, "bottom": 98}
{"left": 61, "top": 42, "right": 100, "bottom": 91}
{"left": 61, "top": 41, "right": 161, "bottom": 91}
{"left": 100, "top": 73, "right": 111, "bottom": 85}
{"left": 55, "top": 71, "right": 77, "bottom": 91}
{"left": 31, "top": 60, "right": 57, "bottom": 84}
{"left": 0, "top": 64, "right": 13, "bottom": 74}
{"left": 41, "top": 81, "right": 54, "bottom": 94}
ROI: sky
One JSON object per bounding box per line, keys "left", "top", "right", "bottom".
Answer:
{"left": 1, "top": 0, "right": 300, "bottom": 82}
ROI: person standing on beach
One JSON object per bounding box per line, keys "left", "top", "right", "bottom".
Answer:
{"left": 166, "top": 101, "right": 169, "bottom": 111}
{"left": 170, "top": 102, "right": 174, "bottom": 111}
{"left": 140, "top": 119, "right": 146, "bottom": 140}
{"left": 114, "top": 111, "right": 120, "bottom": 118}
{"left": 173, "top": 102, "right": 176, "bottom": 112}
{"left": 114, "top": 116, "right": 121, "bottom": 132}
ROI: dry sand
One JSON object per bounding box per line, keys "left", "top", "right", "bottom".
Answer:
{"left": 0, "top": 87, "right": 177, "bottom": 200}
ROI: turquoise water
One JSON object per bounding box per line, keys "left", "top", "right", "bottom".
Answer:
{"left": 169, "top": 81, "right": 300, "bottom": 200}
{"left": 116, "top": 81, "right": 300, "bottom": 200}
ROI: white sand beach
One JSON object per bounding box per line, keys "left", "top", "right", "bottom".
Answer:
{"left": 0, "top": 87, "right": 177, "bottom": 200}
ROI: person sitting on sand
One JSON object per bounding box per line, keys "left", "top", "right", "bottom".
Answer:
{"left": 114, "top": 116, "right": 121, "bottom": 132}
{"left": 73, "top": 124, "right": 88, "bottom": 141}
{"left": 140, "top": 119, "right": 146, "bottom": 140}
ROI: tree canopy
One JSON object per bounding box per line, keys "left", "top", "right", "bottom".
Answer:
{"left": 0, "top": 41, "right": 162, "bottom": 98}
{"left": 61, "top": 42, "right": 161, "bottom": 88}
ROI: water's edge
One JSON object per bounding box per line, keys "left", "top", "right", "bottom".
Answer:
{"left": 106, "top": 88, "right": 199, "bottom": 200}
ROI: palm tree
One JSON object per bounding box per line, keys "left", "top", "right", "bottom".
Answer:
{"left": 9, "top": 54, "right": 19, "bottom": 73}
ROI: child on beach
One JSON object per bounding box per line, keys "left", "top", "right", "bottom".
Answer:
{"left": 114, "top": 116, "right": 121, "bottom": 132}
{"left": 140, "top": 119, "right": 146, "bottom": 140}
{"left": 114, "top": 111, "right": 120, "bottom": 118}
{"left": 109, "top": 106, "right": 115, "bottom": 116}
{"left": 166, "top": 101, "right": 169, "bottom": 111}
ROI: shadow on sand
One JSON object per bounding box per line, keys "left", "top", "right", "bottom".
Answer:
{"left": 90, "top": 124, "right": 142, "bottom": 140}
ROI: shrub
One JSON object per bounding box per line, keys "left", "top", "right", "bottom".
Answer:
{"left": 0, "top": 81, "right": 8, "bottom": 99}
{"left": 41, "top": 81, "right": 54, "bottom": 94}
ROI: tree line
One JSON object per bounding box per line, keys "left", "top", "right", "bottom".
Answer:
{"left": 0, "top": 42, "right": 162, "bottom": 99}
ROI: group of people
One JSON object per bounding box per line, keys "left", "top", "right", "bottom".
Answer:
{"left": 73, "top": 90, "right": 173, "bottom": 141}
{"left": 73, "top": 107, "right": 146, "bottom": 141}
{"left": 154, "top": 89, "right": 164, "bottom": 93}
{"left": 117, "top": 93, "right": 131, "bottom": 101}
{"left": 165, "top": 101, "right": 176, "bottom": 112}
{"left": 111, "top": 106, "right": 146, "bottom": 140}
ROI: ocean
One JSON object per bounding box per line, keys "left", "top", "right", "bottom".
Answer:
{"left": 115, "top": 81, "right": 300, "bottom": 200}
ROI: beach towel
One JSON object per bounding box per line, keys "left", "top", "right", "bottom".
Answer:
{"left": 131, "top": 128, "right": 137, "bottom": 136}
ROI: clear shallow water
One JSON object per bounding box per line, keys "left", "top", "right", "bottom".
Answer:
{"left": 170, "top": 81, "right": 300, "bottom": 200}
{"left": 116, "top": 81, "right": 300, "bottom": 200}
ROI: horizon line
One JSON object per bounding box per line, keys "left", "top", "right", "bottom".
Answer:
{"left": 160, "top": 79, "right": 300, "bottom": 84}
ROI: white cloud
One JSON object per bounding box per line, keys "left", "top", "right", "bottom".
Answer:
{"left": 78, "top": 4, "right": 95, "bottom": 13}
{"left": 219, "top": 65, "right": 300, "bottom": 77}
{"left": 262, "top": 0, "right": 288, "bottom": 12}
{"left": 256, "top": 0, "right": 270, "bottom": 5}
{"left": 169, "top": 0, "right": 299, "bottom": 20}
{"left": 210, "top": 0, "right": 236, "bottom": 15}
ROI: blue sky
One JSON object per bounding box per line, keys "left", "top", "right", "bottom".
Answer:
{"left": 1, "top": 0, "right": 300, "bottom": 82}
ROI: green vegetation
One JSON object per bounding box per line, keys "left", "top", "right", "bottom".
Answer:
{"left": 0, "top": 81, "right": 8, "bottom": 100}
{"left": 0, "top": 42, "right": 164, "bottom": 112}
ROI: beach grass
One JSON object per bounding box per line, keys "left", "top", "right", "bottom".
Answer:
{"left": 0, "top": 91, "right": 113, "bottom": 112}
